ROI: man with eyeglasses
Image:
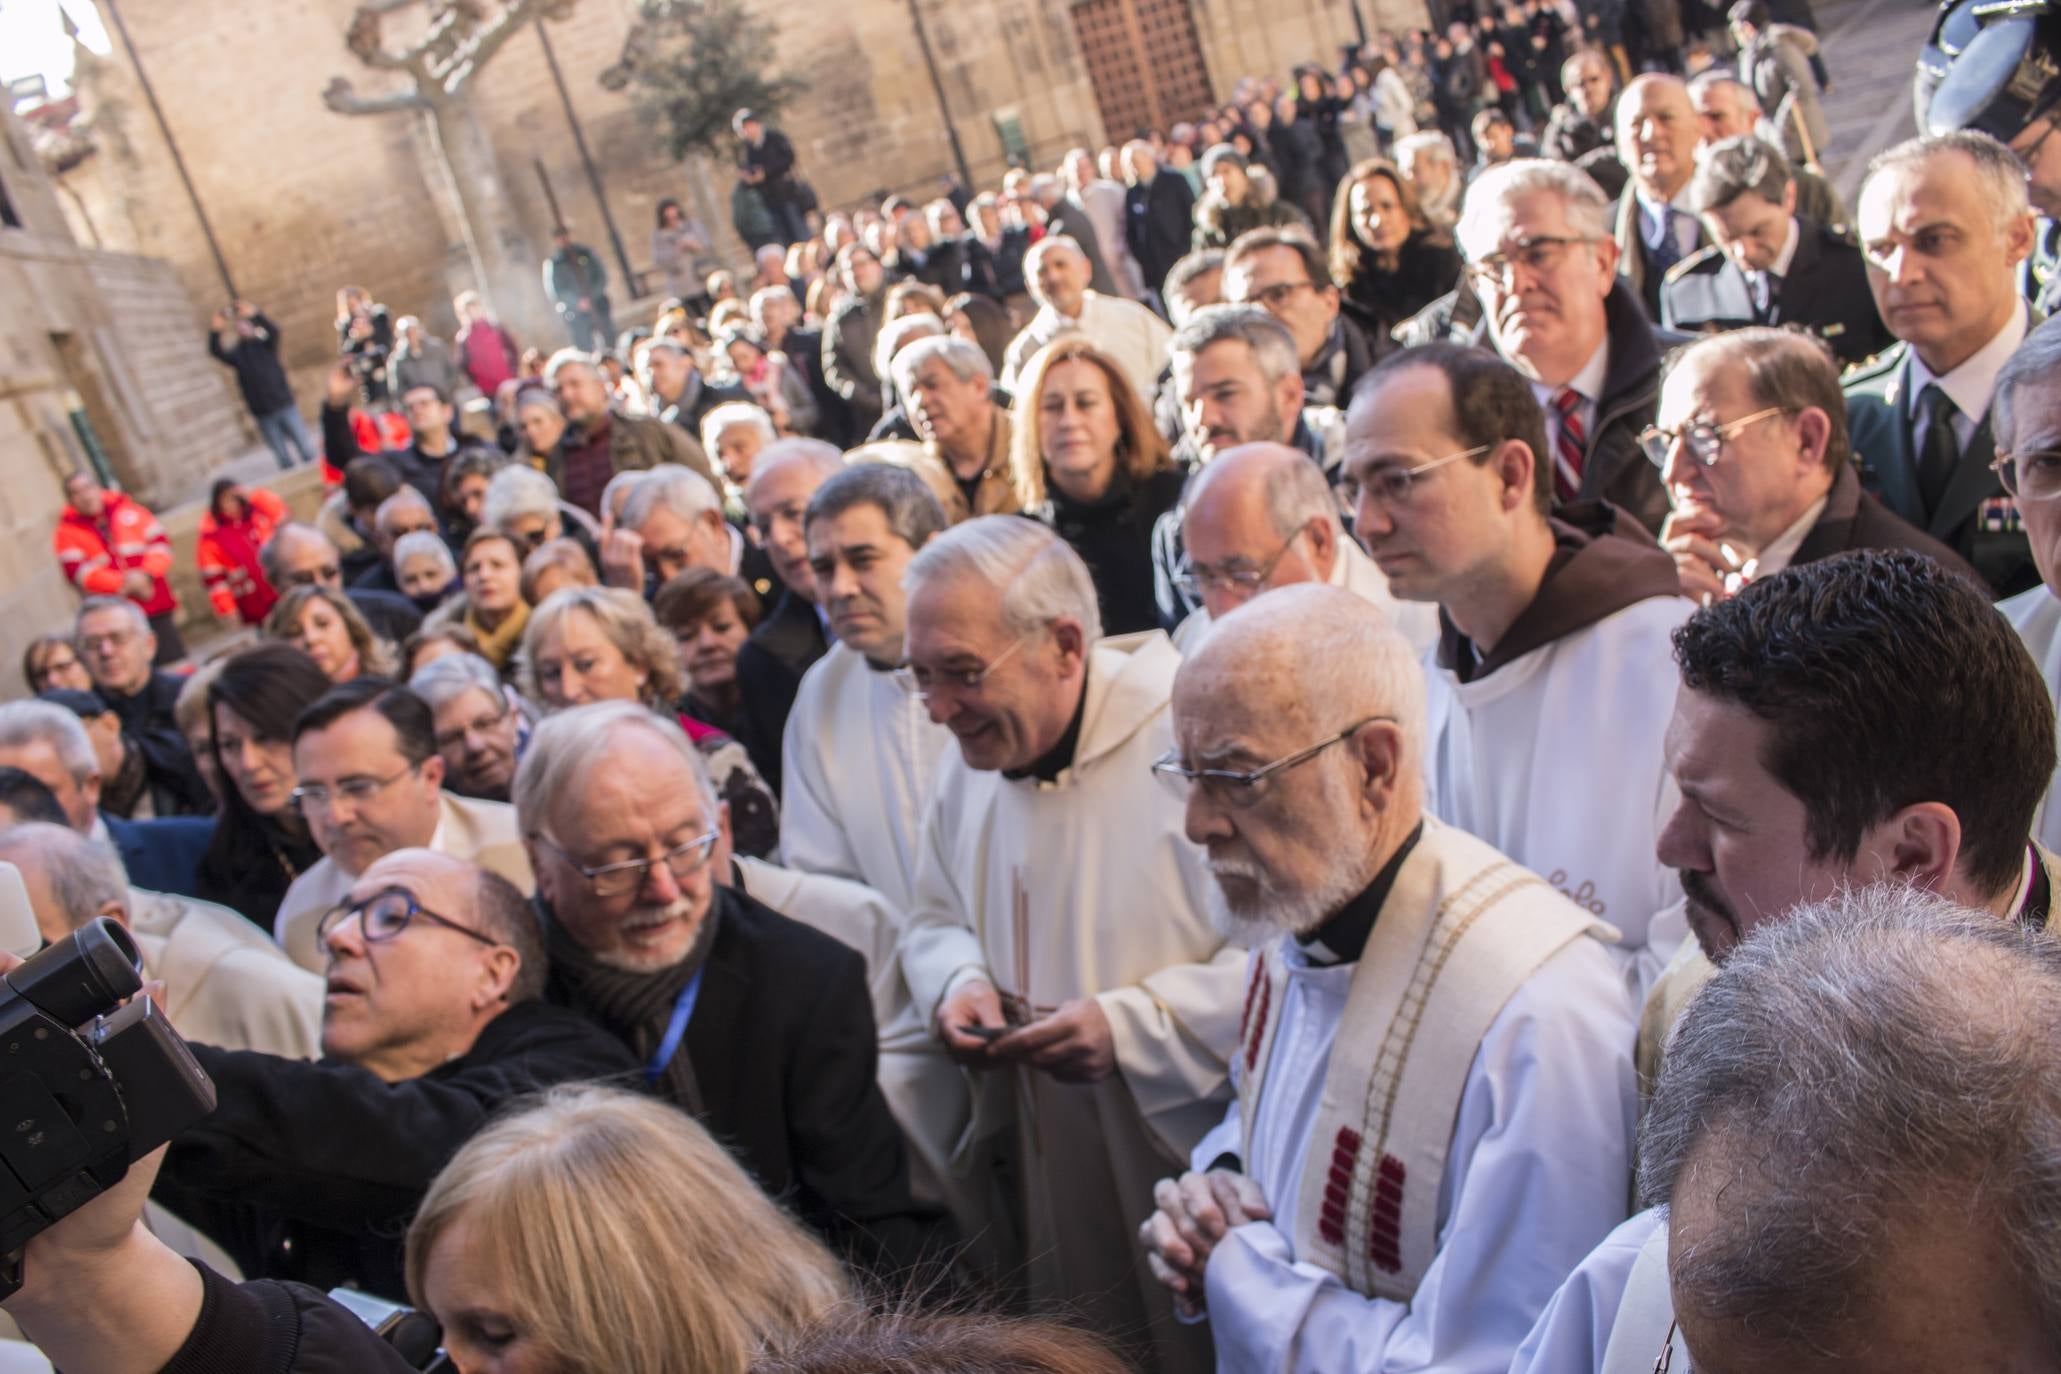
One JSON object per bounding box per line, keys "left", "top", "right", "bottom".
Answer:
{"left": 1223, "top": 228, "right": 1383, "bottom": 409}
{"left": 274, "top": 679, "right": 533, "bottom": 973}
{"left": 73, "top": 596, "right": 187, "bottom": 749}
{"left": 1343, "top": 343, "right": 1689, "bottom": 995}
{"left": 518, "top": 700, "right": 949, "bottom": 1280}
{"left": 1139, "top": 583, "right": 1634, "bottom": 1374}
{"left": 1651, "top": 328, "right": 1973, "bottom": 604}
{"left": 900, "top": 516, "right": 1238, "bottom": 1371}
{"left": 1170, "top": 442, "right": 1437, "bottom": 655}
{"left": 1844, "top": 131, "right": 2040, "bottom": 598}
{"left": 409, "top": 651, "right": 523, "bottom": 803}
{"left": 258, "top": 522, "right": 423, "bottom": 644}
{"left": 733, "top": 440, "right": 843, "bottom": 794}
{"left": 1454, "top": 158, "right": 1675, "bottom": 537}
{"left": 319, "top": 371, "right": 497, "bottom": 529}
{"left": 149, "top": 846, "right": 636, "bottom": 1301}
{"left": 1994, "top": 315, "right": 2061, "bottom": 852}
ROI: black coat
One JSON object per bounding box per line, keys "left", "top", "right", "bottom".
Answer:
{"left": 154, "top": 1001, "right": 640, "bottom": 1300}
{"left": 1126, "top": 173, "right": 1198, "bottom": 298}
{"left": 1659, "top": 217, "right": 1893, "bottom": 367}
{"left": 1342, "top": 234, "right": 1466, "bottom": 347}
{"left": 734, "top": 586, "right": 829, "bottom": 795}
{"left": 1790, "top": 461, "right": 1983, "bottom": 584}
{"left": 101, "top": 668, "right": 185, "bottom": 742}
{"left": 207, "top": 314, "right": 296, "bottom": 417}
{"left": 319, "top": 402, "right": 497, "bottom": 527}
{"left": 161, "top": 1265, "right": 416, "bottom": 1374}
{"left": 544, "top": 886, "right": 951, "bottom": 1278}
{"left": 1034, "top": 466, "right": 1190, "bottom": 636}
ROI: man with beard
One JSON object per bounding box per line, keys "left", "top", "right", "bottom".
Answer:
{"left": 1511, "top": 551, "right": 2057, "bottom": 1374}
{"left": 1141, "top": 584, "right": 1635, "bottom": 1374}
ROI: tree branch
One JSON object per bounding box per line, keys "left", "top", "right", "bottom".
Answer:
{"left": 441, "top": 0, "right": 556, "bottom": 97}
{"left": 322, "top": 75, "right": 433, "bottom": 115}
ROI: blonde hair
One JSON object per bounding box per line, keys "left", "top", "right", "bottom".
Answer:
{"left": 406, "top": 1085, "right": 846, "bottom": 1374}
{"left": 262, "top": 584, "right": 397, "bottom": 678}
{"left": 519, "top": 585, "right": 686, "bottom": 709}
{"left": 1007, "top": 338, "right": 1172, "bottom": 509}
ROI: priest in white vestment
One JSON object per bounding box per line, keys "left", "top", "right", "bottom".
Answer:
{"left": 899, "top": 518, "right": 1241, "bottom": 1371}
{"left": 777, "top": 463, "right": 986, "bottom": 1246}
{"left": 1993, "top": 318, "right": 2061, "bottom": 852}
{"left": 1171, "top": 443, "right": 1439, "bottom": 656}
{"left": 1343, "top": 348, "right": 1689, "bottom": 998}
{"left": 1141, "top": 585, "right": 1636, "bottom": 1374}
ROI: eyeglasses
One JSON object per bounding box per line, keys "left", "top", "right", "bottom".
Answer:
{"left": 290, "top": 764, "right": 418, "bottom": 814}
{"left": 283, "top": 564, "right": 342, "bottom": 588}
{"left": 1637, "top": 407, "right": 1788, "bottom": 469}
{"left": 1240, "top": 279, "right": 1316, "bottom": 311}
{"left": 1463, "top": 235, "right": 1597, "bottom": 288}
{"left": 434, "top": 700, "right": 512, "bottom": 752}
{"left": 533, "top": 827, "right": 720, "bottom": 897}
{"left": 316, "top": 885, "right": 500, "bottom": 947}
{"left": 1992, "top": 449, "right": 2061, "bottom": 503}
{"left": 1175, "top": 527, "right": 1307, "bottom": 601}
{"left": 77, "top": 630, "right": 139, "bottom": 652}
{"left": 1337, "top": 444, "right": 1492, "bottom": 512}
{"left": 1151, "top": 716, "right": 1392, "bottom": 807}
{"left": 893, "top": 631, "right": 1032, "bottom": 700}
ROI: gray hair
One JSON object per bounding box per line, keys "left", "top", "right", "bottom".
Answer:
{"left": 0, "top": 701, "right": 97, "bottom": 783}
{"left": 1168, "top": 304, "right": 1301, "bottom": 385}
{"left": 746, "top": 440, "right": 845, "bottom": 506}
{"left": 481, "top": 465, "right": 561, "bottom": 531}
{"left": 890, "top": 334, "right": 995, "bottom": 405}
{"left": 699, "top": 402, "right": 777, "bottom": 460}
{"left": 872, "top": 312, "right": 946, "bottom": 385}
{"left": 748, "top": 285, "right": 797, "bottom": 329}
{"left": 513, "top": 701, "right": 717, "bottom": 842}
{"left": 1995, "top": 316, "right": 2061, "bottom": 453}
{"left": 1666, "top": 326, "right": 1852, "bottom": 471}
{"left": 393, "top": 530, "right": 457, "bottom": 579}
{"left": 543, "top": 348, "right": 600, "bottom": 386}
{"left": 374, "top": 487, "right": 434, "bottom": 535}
{"left": 1685, "top": 134, "right": 1792, "bottom": 214}
{"left": 600, "top": 469, "right": 646, "bottom": 525}
{"left": 0, "top": 823, "right": 126, "bottom": 931}
{"left": 1688, "top": 69, "right": 1760, "bottom": 114}
{"left": 1457, "top": 158, "right": 1612, "bottom": 259}
{"left": 1639, "top": 883, "right": 2061, "bottom": 1357}
{"left": 1393, "top": 130, "right": 1457, "bottom": 170}
{"left": 1023, "top": 234, "right": 1088, "bottom": 276}
{"left": 619, "top": 464, "right": 722, "bottom": 534}
{"left": 903, "top": 515, "right": 1103, "bottom": 645}
{"left": 804, "top": 463, "right": 948, "bottom": 550}
{"left": 1864, "top": 129, "right": 2033, "bottom": 231}
{"left": 408, "top": 651, "right": 505, "bottom": 714}
{"left": 74, "top": 595, "right": 148, "bottom": 640}
{"left": 258, "top": 521, "right": 335, "bottom": 587}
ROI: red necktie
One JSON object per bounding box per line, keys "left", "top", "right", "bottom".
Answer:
{"left": 1553, "top": 388, "right": 1587, "bottom": 504}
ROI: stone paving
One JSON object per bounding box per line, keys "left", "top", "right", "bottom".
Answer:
{"left": 1805, "top": 0, "right": 1943, "bottom": 200}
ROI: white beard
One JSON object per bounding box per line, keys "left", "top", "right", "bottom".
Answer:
{"left": 1203, "top": 855, "right": 1369, "bottom": 949}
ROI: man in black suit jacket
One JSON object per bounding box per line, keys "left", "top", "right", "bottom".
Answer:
{"left": 1653, "top": 327, "right": 1979, "bottom": 602}
{"left": 518, "top": 703, "right": 949, "bottom": 1279}
{"left": 735, "top": 442, "right": 840, "bottom": 795}
{"left": 1662, "top": 135, "right": 1893, "bottom": 367}
{"left": 1122, "top": 142, "right": 1197, "bottom": 307}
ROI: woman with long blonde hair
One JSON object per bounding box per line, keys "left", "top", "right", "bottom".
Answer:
{"left": 1009, "top": 338, "right": 1184, "bottom": 635}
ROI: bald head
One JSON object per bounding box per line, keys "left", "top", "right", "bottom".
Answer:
{"left": 1181, "top": 444, "right": 1345, "bottom": 621}
{"left": 1028, "top": 237, "right": 1092, "bottom": 314}
{"left": 1182, "top": 584, "right": 1421, "bottom": 746}
{"left": 262, "top": 521, "right": 345, "bottom": 592}
{"left": 1618, "top": 74, "right": 1700, "bottom": 200}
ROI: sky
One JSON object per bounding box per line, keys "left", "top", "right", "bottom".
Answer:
{"left": 0, "top": 0, "right": 112, "bottom": 98}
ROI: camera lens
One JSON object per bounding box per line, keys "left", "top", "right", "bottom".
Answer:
{"left": 5, "top": 918, "right": 142, "bottom": 1027}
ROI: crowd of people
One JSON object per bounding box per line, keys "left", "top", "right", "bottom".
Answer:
{"left": 20, "top": 0, "right": 2061, "bottom": 1369}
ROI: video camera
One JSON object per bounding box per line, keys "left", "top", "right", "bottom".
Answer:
{"left": 0, "top": 915, "right": 215, "bottom": 1298}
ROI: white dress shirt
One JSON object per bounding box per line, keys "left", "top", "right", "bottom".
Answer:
{"left": 1530, "top": 338, "right": 1610, "bottom": 456}
{"left": 1906, "top": 300, "right": 2030, "bottom": 452}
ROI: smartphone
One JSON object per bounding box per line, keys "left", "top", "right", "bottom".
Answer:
{"left": 958, "top": 1023, "right": 1008, "bottom": 1042}
{"left": 0, "top": 862, "right": 41, "bottom": 959}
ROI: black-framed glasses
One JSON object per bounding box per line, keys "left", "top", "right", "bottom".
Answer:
{"left": 433, "top": 698, "right": 512, "bottom": 753}
{"left": 290, "top": 764, "right": 418, "bottom": 814}
{"left": 893, "top": 631, "right": 1033, "bottom": 700}
{"left": 317, "top": 885, "right": 500, "bottom": 947}
{"left": 1240, "top": 279, "right": 1317, "bottom": 311}
{"left": 1463, "top": 235, "right": 1597, "bottom": 288}
{"left": 1992, "top": 449, "right": 2061, "bottom": 503}
{"left": 1151, "top": 716, "right": 1393, "bottom": 808}
{"left": 1175, "top": 527, "right": 1307, "bottom": 601}
{"left": 1337, "top": 443, "right": 1492, "bottom": 513}
{"left": 1637, "top": 407, "right": 1787, "bottom": 469}
{"left": 282, "top": 563, "right": 342, "bottom": 588}
{"left": 533, "top": 827, "right": 720, "bottom": 897}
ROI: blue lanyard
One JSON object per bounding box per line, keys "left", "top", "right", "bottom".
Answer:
{"left": 643, "top": 967, "right": 704, "bottom": 1087}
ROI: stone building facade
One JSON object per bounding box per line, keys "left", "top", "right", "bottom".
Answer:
{"left": 52, "top": 0, "right": 1428, "bottom": 407}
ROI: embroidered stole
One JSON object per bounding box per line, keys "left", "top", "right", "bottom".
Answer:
{"left": 1235, "top": 823, "right": 1607, "bottom": 1301}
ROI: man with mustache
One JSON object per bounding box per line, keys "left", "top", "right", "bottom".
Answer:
{"left": 1342, "top": 343, "right": 1690, "bottom": 996}
{"left": 519, "top": 700, "right": 946, "bottom": 1279}
{"left": 1456, "top": 158, "right": 1674, "bottom": 536}
{"left": 900, "top": 517, "right": 1241, "bottom": 1371}
{"left": 1844, "top": 131, "right": 2040, "bottom": 596}
{"left": 1511, "top": 547, "right": 2058, "bottom": 1373}
{"left": 1140, "top": 584, "right": 1634, "bottom": 1374}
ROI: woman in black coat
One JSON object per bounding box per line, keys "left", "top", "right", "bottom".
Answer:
{"left": 1328, "top": 156, "right": 1465, "bottom": 353}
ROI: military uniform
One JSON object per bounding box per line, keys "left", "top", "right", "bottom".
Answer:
{"left": 1659, "top": 216, "right": 1893, "bottom": 366}
{"left": 1843, "top": 337, "right": 2039, "bottom": 598}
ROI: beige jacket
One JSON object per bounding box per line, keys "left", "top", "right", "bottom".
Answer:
{"left": 128, "top": 886, "right": 326, "bottom": 1060}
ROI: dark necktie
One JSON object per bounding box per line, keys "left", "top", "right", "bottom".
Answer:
{"left": 1916, "top": 383, "right": 1962, "bottom": 518}
{"left": 1652, "top": 207, "right": 1682, "bottom": 273}
{"left": 1751, "top": 270, "right": 1779, "bottom": 322}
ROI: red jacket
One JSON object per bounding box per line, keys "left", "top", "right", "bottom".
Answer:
{"left": 54, "top": 492, "right": 177, "bottom": 618}
{"left": 196, "top": 486, "right": 290, "bottom": 624}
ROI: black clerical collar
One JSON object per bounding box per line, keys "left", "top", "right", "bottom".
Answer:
{"left": 2020, "top": 843, "right": 2051, "bottom": 931}
{"left": 1004, "top": 676, "right": 1089, "bottom": 783}
{"left": 1297, "top": 822, "right": 1425, "bottom": 965}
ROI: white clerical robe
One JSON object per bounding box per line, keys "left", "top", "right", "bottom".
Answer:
{"left": 274, "top": 791, "right": 534, "bottom": 972}
{"left": 1173, "top": 534, "right": 1442, "bottom": 658}
{"left": 1422, "top": 598, "right": 1690, "bottom": 999}
{"left": 1001, "top": 291, "right": 1174, "bottom": 402}
{"left": 1510, "top": 1208, "right": 1677, "bottom": 1374}
{"left": 901, "top": 631, "right": 1244, "bottom": 1370}
{"left": 2001, "top": 585, "right": 2061, "bottom": 852}
{"left": 129, "top": 886, "right": 325, "bottom": 1060}
{"left": 1193, "top": 850, "right": 1637, "bottom": 1373}
{"left": 780, "top": 641, "right": 951, "bottom": 914}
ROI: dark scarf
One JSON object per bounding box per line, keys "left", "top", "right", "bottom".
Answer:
{"left": 541, "top": 897, "right": 721, "bottom": 1117}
